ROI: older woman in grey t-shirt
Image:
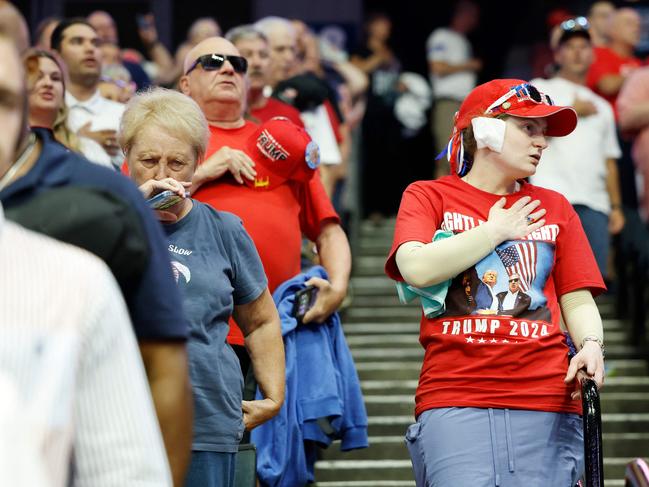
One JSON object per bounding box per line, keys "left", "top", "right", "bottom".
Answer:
{"left": 120, "top": 87, "right": 285, "bottom": 487}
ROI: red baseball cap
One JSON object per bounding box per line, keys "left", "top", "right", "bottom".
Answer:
{"left": 244, "top": 117, "right": 320, "bottom": 190}
{"left": 448, "top": 79, "right": 578, "bottom": 174}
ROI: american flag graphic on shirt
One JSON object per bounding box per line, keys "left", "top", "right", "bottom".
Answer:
{"left": 495, "top": 242, "right": 538, "bottom": 292}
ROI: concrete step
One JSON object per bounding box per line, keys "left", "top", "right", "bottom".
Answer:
{"left": 315, "top": 460, "right": 413, "bottom": 482}
{"left": 343, "top": 322, "right": 420, "bottom": 336}
{"left": 355, "top": 362, "right": 422, "bottom": 381}
{"left": 344, "top": 307, "right": 423, "bottom": 322}
{"left": 350, "top": 277, "right": 399, "bottom": 295}
{"left": 319, "top": 433, "right": 649, "bottom": 462}
{"left": 352, "top": 348, "right": 423, "bottom": 361}
{"left": 361, "top": 380, "right": 417, "bottom": 395}
{"left": 346, "top": 335, "right": 421, "bottom": 347}
{"left": 362, "top": 392, "right": 649, "bottom": 416}
{"left": 357, "top": 242, "right": 392, "bottom": 257}
{"left": 316, "top": 481, "right": 414, "bottom": 487}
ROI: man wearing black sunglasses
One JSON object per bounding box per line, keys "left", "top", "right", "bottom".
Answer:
{"left": 179, "top": 36, "right": 351, "bottom": 345}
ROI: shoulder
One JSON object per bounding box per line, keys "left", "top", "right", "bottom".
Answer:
{"left": 429, "top": 28, "right": 451, "bottom": 41}
{"left": 524, "top": 182, "right": 574, "bottom": 212}
{"left": 525, "top": 182, "right": 566, "bottom": 200}
{"left": 194, "top": 202, "right": 244, "bottom": 233}
{"left": 405, "top": 176, "right": 457, "bottom": 197}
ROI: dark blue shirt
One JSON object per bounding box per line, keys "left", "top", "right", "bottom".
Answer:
{"left": 0, "top": 128, "right": 187, "bottom": 340}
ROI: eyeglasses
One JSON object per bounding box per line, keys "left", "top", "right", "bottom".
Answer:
{"left": 509, "top": 278, "right": 520, "bottom": 283}
{"left": 560, "top": 16, "right": 589, "bottom": 32}
{"left": 486, "top": 83, "right": 554, "bottom": 114}
{"left": 185, "top": 53, "right": 248, "bottom": 75}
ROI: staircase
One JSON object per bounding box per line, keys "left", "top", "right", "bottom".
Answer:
{"left": 315, "top": 218, "right": 649, "bottom": 487}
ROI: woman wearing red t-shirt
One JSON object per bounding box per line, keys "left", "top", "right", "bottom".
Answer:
{"left": 385, "top": 79, "right": 606, "bottom": 486}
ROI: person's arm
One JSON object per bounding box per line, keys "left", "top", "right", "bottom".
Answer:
{"left": 618, "top": 99, "right": 649, "bottom": 132}
{"left": 596, "top": 74, "right": 625, "bottom": 96}
{"left": 396, "top": 196, "right": 546, "bottom": 288}
{"left": 233, "top": 289, "right": 285, "bottom": 430}
{"left": 302, "top": 222, "right": 351, "bottom": 323}
{"left": 572, "top": 97, "right": 598, "bottom": 117}
{"left": 331, "top": 60, "right": 369, "bottom": 97}
{"left": 428, "top": 59, "right": 482, "bottom": 77}
{"left": 605, "top": 158, "right": 625, "bottom": 234}
{"left": 75, "top": 268, "right": 172, "bottom": 486}
{"left": 190, "top": 146, "right": 257, "bottom": 193}
{"left": 350, "top": 52, "right": 388, "bottom": 74}
{"left": 139, "top": 341, "right": 193, "bottom": 487}
{"left": 561, "top": 289, "right": 605, "bottom": 398}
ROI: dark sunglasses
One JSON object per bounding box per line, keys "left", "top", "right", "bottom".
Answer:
{"left": 185, "top": 53, "right": 248, "bottom": 75}
{"left": 486, "top": 82, "right": 554, "bottom": 114}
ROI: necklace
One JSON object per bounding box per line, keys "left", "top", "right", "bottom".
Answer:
{"left": 0, "top": 133, "right": 37, "bottom": 192}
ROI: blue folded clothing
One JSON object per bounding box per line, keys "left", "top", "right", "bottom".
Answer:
{"left": 395, "top": 229, "right": 454, "bottom": 319}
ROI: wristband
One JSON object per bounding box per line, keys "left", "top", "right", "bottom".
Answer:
{"left": 581, "top": 335, "right": 605, "bottom": 357}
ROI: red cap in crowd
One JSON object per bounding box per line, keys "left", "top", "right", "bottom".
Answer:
{"left": 244, "top": 117, "right": 320, "bottom": 190}
{"left": 447, "top": 79, "right": 578, "bottom": 175}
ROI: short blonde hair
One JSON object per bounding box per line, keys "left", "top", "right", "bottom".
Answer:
{"left": 119, "top": 87, "right": 209, "bottom": 162}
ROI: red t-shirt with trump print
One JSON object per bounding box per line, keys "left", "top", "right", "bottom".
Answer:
{"left": 385, "top": 175, "right": 605, "bottom": 417}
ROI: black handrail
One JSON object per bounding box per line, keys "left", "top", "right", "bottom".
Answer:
{"left": 582, "top": 378, "right": 604, "bottom": 487}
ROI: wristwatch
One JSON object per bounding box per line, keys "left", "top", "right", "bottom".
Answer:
{"left": 581, "top": 336, "right": 605, "bottom": 357}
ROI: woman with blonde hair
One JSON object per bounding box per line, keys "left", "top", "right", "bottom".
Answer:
{"left": 121, "top": 87, "right": 285, "bottom": 487}
{"left": 23, "top": 48, "right": 111, "bottom": 167}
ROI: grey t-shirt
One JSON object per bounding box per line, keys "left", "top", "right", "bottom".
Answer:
{"left": 164, "top": 200, "right": 267, "bottom": 452}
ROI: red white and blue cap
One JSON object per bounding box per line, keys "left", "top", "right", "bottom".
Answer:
{"left": 443, "top": 79, "right": 577, "bottom": 176}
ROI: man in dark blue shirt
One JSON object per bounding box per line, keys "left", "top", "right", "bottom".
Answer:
{"left": 0, "top": 126, "right": 192, "bottom": 486}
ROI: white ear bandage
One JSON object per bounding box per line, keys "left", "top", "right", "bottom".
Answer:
{"left": 471, "top": 117, "right": 507, "bottom": 153}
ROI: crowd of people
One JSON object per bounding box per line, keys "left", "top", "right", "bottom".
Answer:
{"left": 0, "top": 0, "right": 647, "bottom": 485}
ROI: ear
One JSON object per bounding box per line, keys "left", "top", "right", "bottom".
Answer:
{"left": 179, "top": 75, "right": 191, "bottom": 96}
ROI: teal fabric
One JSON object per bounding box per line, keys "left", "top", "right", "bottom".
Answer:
{"left": 395, "top": 230, "right": 454, "bottom": 319}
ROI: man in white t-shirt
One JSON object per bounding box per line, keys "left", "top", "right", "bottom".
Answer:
{"left": 531, "top": 25, "right": 625, "bottom": 278}
{"left": 51, "top": 18, "right": 125, "bottom": 168}
{"left": 426, "top": 0, "right": 481, "bottom": 177}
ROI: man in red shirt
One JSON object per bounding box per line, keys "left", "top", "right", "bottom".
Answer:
{"left": 225, "top": 25, "right": 304, "bottom": 126}
{"left": 178, "top": 36, "right": 351, "bottom": 347}
{"left": 586, "top": 7, "right": 642, "bottom": 116}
